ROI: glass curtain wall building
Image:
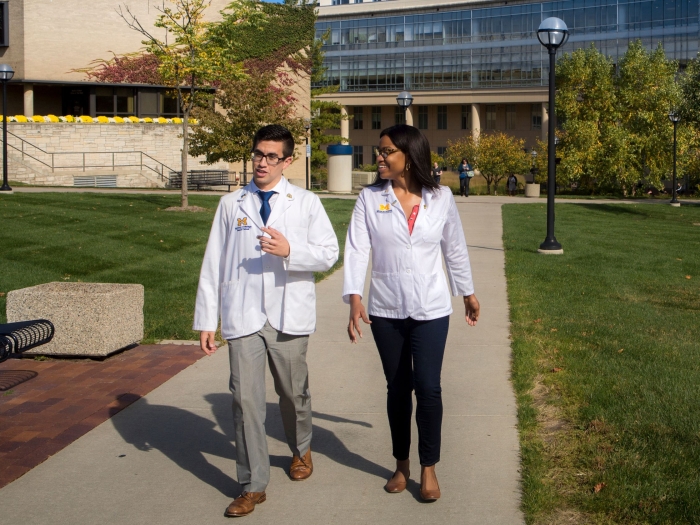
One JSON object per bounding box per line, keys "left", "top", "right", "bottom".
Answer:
{"left": 316, "top": 0, "right": 699, "bottom": 92}
{"left": 316, "top": 0, "right": 699, "bottom": 167}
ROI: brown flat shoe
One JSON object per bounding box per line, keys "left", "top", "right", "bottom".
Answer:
{"left": 384, "top": 470, "right": 410, "bottom": 493}
{"left": 225, "top": 491, "right": 266, "bottom": 517}
{"left": 289, "top": 448, "right": 313, "bottom": 481}
{"left": 420, "top": 470, "right": 441, "bottom": 501}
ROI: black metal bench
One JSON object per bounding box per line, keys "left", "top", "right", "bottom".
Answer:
{"left": 0, "top": 320, "right": 55, "bottom": 363}
{"left": 168, "top": 170, "right": 238, "bottom": 191}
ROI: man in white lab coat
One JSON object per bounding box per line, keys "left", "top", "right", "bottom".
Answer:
{"left": 194, "top": 125, "right": 339, "bottom": 517}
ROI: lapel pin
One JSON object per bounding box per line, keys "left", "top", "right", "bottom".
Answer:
{"left": 287, "top": 193, "right": 292, "bottom": 198}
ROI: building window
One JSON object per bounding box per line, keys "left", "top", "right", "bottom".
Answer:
{"left": 353, "top": 106, "right": 364, "bottom": 129}
{"left": 437, "top": 105, "right": 447, "bottom": 130}
{"left": 417, "top": 106, "right": 428, "bottom": 129}
{"left": 395, "top": 107, "right": 405, "bottom": 125}
{"left": 486, "top": 105, "right": 497, "bottom": 130}
{"left": 531, "top": 104, "right": 542, "bottom": 130}
{"left": 461, "top": 105, "right": 472, "bottom": 130}
{"left": 353, "top": 145, "right": 364, "bottom": 169}
{"left": 95, "top": 87, "right": 136, "bottom": 117}
{"left": 506, "top": 104, "right": 516, "bottom": 130}
{"left": 371, "top": 106, "right": 382, "bottom": 129}
{"left": 0, "top": 2, "right": 8, "bottom": 47}
{"left": 437, "top": 146, "right": 447, "bottom": 160}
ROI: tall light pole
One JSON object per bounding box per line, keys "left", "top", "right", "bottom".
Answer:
{"left": 536, "top": 18, "right": 568, "bottom": 255}
{"left": 304, "top": 118, "right": 311, "bottom": 190}
{"left": 668, "top": 110, "right": 681, "bottom": 207}
{"left": 0, "top": 64, "right": 14, "bottom": 193}
{"left": 396, "top": 91, "right": 413, "bottom": 125}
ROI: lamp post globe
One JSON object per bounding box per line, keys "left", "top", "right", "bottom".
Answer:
{"left": 536, "top": 18, "right": 568, "bottom": 254}
{"left": 0, "top": 63, "right": 15, "bottom": 192}
{"left": 396, "top": 91, "right": 413, "bottom": 109}
{"left": 668, "top": 110, "right": 681, "bottom": 207}
{"left": 537, "top": 17, "right": 570, "bottom": 49}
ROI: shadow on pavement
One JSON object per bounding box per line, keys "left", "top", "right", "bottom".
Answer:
{"left": 110, "top": 393, "right": 392, "bottom": 497}
{"left": 110, "top": 396, "right": 241, "bottom": 498}
{"left": 206, "top": 393, "right": 392, "bottom": 481}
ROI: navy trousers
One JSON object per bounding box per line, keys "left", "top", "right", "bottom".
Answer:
{"left": 369, "top": 315, "right": 449, "bottom": 466}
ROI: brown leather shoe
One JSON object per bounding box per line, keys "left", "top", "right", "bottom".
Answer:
{"left": 420, "top": 468, "right": 441, "bottom": 501}
{"left": 289, "top": 448, "right": 313, "bottom": 481}
{"left": 224, "top": 491, "right": 266, "bottom": 517}
{"left": 384, "top": 470, "right": 410, "bottom": 493}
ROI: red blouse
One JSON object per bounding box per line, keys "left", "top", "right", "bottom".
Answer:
{"left": 407, "top": 204, "right": 420, "bottom": 235}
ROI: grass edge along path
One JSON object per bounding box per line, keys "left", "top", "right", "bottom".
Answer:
{"left": 503, "top": 202, "right": 700, "bottom": 525}
{"left": 0, "top": 193, "right": 354, "bottom": 344}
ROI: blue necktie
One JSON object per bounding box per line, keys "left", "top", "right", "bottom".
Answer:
{"left": 258, "top": 190, "right": 276, "bottom": 225}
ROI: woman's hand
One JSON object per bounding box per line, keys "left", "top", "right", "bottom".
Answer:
{"left": 464, "top": 294, "right": 480, "bottom": 326}
{"left": 348, "top": 294, "right": 372, "bottom": 343}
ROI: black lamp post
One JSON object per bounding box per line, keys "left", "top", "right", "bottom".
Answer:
{"left": 537, "top": 18, "right": 568, "bottom": 254}
{"left": 304, "top": 118, "right": 311, "bottom": 190}
{"left": 0, "top": 64, "right": 14, "bottom": 192}
{"left": 396, "top": 91, "right": 413, "bottom": 124}
{"left": 668, "top": 110, "right": 681, "bottom": 207}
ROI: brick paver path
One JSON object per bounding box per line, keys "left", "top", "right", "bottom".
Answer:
{"left": 0, "top": 344, "right": 203, "bottom": 488}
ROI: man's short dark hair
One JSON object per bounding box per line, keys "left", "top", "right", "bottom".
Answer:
{"left": 252, "top": 125, "right": 295, "bottom": 159}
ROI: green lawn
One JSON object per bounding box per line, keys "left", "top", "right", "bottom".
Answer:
{"left": 0, "top": 193, "right": 354, "bottom": 343}
{"left": 503, "top": 203, "right": 700, "bottom": 524}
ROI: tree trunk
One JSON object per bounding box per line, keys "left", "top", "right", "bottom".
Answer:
{"left": 181, "top": 112, "right": 189, "bottom": 208}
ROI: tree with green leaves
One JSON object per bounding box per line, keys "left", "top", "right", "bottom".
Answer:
{"left": 117, "top": 0, "right": 252, "bottom": 208}
{"left": 557, "top": 41, "right": 680, "bottom": 196}
{"left": 189, "top": 71, "right": 306, "bottom": 174}
{"left": 190, "top": 0, "right": 314, "bottom": 181}
{"left": 446, "top": 132, "right": 528, "bottom": 194}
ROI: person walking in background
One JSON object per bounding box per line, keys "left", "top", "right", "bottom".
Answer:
{"left": 507, "top": 174, "right": 518, "bottom": 196}
{"left": 194, "top": 125, "right": 339, "bottom": 517}
{"left": 343, "top": 124, "right": 480, "bottom": 502}
{"left": 458, "top": 158, "right": 472, "bottom": 197}
{"left": 432, "top": 161, "right": 443, "bottom": 185}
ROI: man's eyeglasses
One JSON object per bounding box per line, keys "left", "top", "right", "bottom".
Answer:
{"left": 251, "top": 151, "right": 287, "bottom": 166}
{"left": 373, "top": 147, "right": 400, "bottom": 160}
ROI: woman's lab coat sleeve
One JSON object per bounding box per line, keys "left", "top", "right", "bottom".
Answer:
{"left": 441, "top": 194, "right": 475, "bottom": 297}
{"left": 193, "top": 199, "right": 228, "bottom": 332}
{"left": 285, "top": 194, "right": 339, "bottom": 272}
{"left": 342, "top": 190, "right": 371, "bottom": 303}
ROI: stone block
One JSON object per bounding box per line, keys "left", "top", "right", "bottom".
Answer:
{"left": 6, "top": 282, "right": 144, "bottom": 357}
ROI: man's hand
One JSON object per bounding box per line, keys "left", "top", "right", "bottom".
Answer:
{"left": 259, "top": 226, "right": 290, "bottom": 258}
{"left": 464, "top": 294, "right": 480, "bottom": 326}
{"left": 348, "top": 294, "right": 372, "bottom": 343}
{"left": 200, "top": 331, "right": 217, "bottom": 356}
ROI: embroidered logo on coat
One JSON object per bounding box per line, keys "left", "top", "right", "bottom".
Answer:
{"left": 377, "top": 203, "right": 392, "bottom": 213}
{"left": 235, "top": 217, "right": 252, "bottom": 231}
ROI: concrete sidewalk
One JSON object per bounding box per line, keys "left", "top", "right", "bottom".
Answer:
{"left": 0, "top": 200, "right": 523, "bottom": 524}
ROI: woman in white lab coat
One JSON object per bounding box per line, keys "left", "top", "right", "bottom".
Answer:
{"left": 343, "top": 125, "right": 480, "bottom": 501}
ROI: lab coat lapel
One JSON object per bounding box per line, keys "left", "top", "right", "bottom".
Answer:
{"left": 237, "top": 183, "right": 264, "bottom": 229}
{"left": 265, "top": 177, "right": 293, "bottom": 228}
{"left": 412, "top": 186, "right": 435, "bottom": 235}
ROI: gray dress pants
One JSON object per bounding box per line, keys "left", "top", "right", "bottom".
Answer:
{"left": 228, "top": 321, "right": 312, "bottom": 493}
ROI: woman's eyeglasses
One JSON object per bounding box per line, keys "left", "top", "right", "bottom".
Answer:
{"left": 373, "top": 147, "right": 400, "bottom": 159}
{"left": 251, "top": 151, "right": 287, "bottom": 166}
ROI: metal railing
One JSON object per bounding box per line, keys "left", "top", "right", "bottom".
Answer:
{"left": 1, "top": 130, "right": 176, "bottom": 184}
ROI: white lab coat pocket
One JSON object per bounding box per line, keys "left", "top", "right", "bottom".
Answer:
{"left": 283, "top": 274, "right": 316, "bottom": 333}
{"left": 422, "top": 272, "right": 448, "bottom": 311}
{"left": 219, "top": 280, "right": 240, "bottom": 327}
{"left": 369, "top": 271, "right": 399, "bottom": 311}
{"left": 422, "top": 216, "right": 446, "bottom": 244}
